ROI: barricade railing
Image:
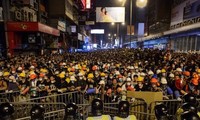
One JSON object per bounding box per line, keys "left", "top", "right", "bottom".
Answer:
{"left": 17, "top": 91, "right": 87, "bottom": 105}
{"left": 103, "top": 98, "right": 148, "bottom": 119}
{"left": 15, "top": 109, "right": 65, "bottom": 120}
{"left": 0, "top": 90, "right": 20, "bottom": 102}
{"left": 149, "top": 99, "right": 183, "bottom": 120}
{"left": 10, "top": 102, "right": 66, "bottom": 119}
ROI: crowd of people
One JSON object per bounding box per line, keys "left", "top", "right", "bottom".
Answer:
{"left": 0, "top": 48, "right": 200, "bottom": 102}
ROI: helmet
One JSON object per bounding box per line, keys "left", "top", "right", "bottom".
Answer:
{"left": 0, "top": 102, "right": 14, "bottom": 118}
{"left": 0, "top": 71, "right": 3, "bottom": 77}
{"left": 126, "top": 78, "right": 131, "bottom": 82}
{"left": 148, "top": 70, "right": 154, "bottom": 75}
{"left": 30, "top": 105, "right": 44, "bottom": 120}
{"left": 100, "top": 73, "right": 106, "bottom": 77}
{"left": 39, "top": 73, "right": 45, "bottom": 78}
{"left": 140, "top": 72, "right": 146, "bottom": 77}
{"left": 154, "top": 104, "right": 169, "bottom": 120}
{"left": 87, "top": 73, "right": 94, "bottom": 79}
{"left": 151, "top": 78, "right": 158, "bottom": 83}
{"left": 181, "top": 103, "right": 197, "bottom": 113}
{"left": 176, "top": 68, "right": 182, "bottom": 72}
{"left": 183, "top": 71, "right": 190, "bottom": 77}
{"left": 169, "top": 73, "right": 174, "bottom": 78}
{"left": 118, "top": 101, "right": 129, "bottom": 118}
{"left": 156, "top": 69, "right": 161, "bottom": 74}
{"left": 137, "top": 76, "right": 144, "bottom": 82}
{"left": 3, "top": 72, "right": 10, "bottom": 77}
{"left": 19, "top": 72, "right": 26, "bottom": 78}
{"left": 91, "top": 98, "right": 103, "bottom": 116}
{"left": 183, "top": 94, "right": 197, "bottom": 106}
{"left": 161, "top": 77, "right": 167, "bottom": 84}
{"left": 65, "top": 103, "right": 78, "bottom": 118}
{"left": 181, "top": 111, "right": 200, "bottom": 120}
{"left": 161, "top": 69, "right": 166, "bottom": 73}
{"left": 30, "top": 74, "right": 37, "bottom": 80}
{"left": 197, "top": 69, "right": 200, "bottom": 73}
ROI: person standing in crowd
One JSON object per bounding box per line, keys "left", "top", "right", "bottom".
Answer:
{"left": 0, "top": 72, "right": 7, "bottom": 93}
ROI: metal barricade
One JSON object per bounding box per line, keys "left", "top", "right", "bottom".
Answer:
{"left": 22, "top": 91, "right": 87, "bottom": 105}
{"left": 149, "top": 99, "right": 182, "bottom": 120}
{"left": 103, "top": 98, "right": 148, "bottom": 119}
{"left": 0, "top": 91, "right": 20, "bottom": 102}
{"left": 10, "top": 102, "right": 66, "bottom": 120}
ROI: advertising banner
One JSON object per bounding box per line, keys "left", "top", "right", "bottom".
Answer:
{"left": 170, "top": 0, "right": 200, "bottom": 29}
{"left": 96, "top": 7, "right": 125, "bottom": 23}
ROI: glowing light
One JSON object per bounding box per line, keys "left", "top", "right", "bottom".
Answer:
{"left": 136, "top": 0, "right": 147, "bottom": 8}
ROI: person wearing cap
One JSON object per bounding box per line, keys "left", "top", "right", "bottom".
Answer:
{"left": 37, "top": 73, "right": 48, "bottom": 101}
{"left": 7, "top": 75, "right": 19, "bottom": 93}
{"left": 18, "top": 72, "right": 30, "bottom": 101}
{"left": 113, "top": 101, "right": 136, "bottom": 120}
{"left": 122, "top": 78, "right": 134, "bottom": 91}
{"left": 85, "top": 73, "right": 97, "bottom": 94}
{"left": 29, "top": 74, "right": 39, "bottom": 98}
{"left": 150, "top": 78, "right": 162, "bottom": 92}
{"left": 160, "top": 77, "right": 173, "bottom": 99}
{"left": 76, "top": 72, "right": 87, "bottom": 93}
{"left": 86, "top": 98, "right": 111, "bottom": 120}
{"left": 0, "top": 72, "right": 7, "bottom": 93}
{"left": 134, "top": 76, "right": 148, "bottom": 91}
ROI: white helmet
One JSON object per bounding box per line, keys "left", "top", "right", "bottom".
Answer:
{"left": 140, "top": 72, "right": 146, "bottom": 77}
{"left": 148, "top": 70, "right": 154, "bottom": 75}
{"left": 126, "top": 78, "right": 131, "bottom": 82}
{"left": 176, "top": 68, "right": 182, "bottom": 72}
{"left": 169, "top": 73, "right": 174, "bottom": 78}
{"left": 161, "top": 77, "right": 167, "bottom": 84}
{"left": 156, "top": 69, "right": 161, "bottom": 74}
{"left": 0, "top": 71, "right": 3, "bottom": 76}
{"left": 99, "top": 80, "right": 105, "bottom": 85}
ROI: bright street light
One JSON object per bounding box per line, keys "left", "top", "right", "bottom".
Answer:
{"left": 136, "top": 0, "right": 147, "bottom": 8}
{"left": 111, "top": 22, "right": 115, "bottom": 25}
{"left": 108, "top": 34, "right": 111, "bottom": 36}
{"left": 122, "top": 22, "right": 125, "bottom": 25}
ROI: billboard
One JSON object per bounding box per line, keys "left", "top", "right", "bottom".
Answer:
{"left": 170, "top": 0, "right": 200, "bottom": 28}
{"left": 96, "top": 7, "right": 125, "bottom": 23}
{"left": 91, "top": 29, "right": 104, "bottom": 34}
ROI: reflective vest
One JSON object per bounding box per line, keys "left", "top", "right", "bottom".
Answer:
{"left": 113, "top": 115, "right": 137, "bottom": 120}
{"left": 86, "top": 115, "right": 111, "bottom": 120}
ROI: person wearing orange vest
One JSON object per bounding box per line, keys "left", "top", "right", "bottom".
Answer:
{"left": 113, "top": 101, "right": 137, "bottom": 120}
{"left": 86, "top": 98, "right": 111, "bottom": 120}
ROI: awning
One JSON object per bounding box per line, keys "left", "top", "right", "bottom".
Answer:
{"left": 6, "top": 22, "right": 60, "bottom": 36}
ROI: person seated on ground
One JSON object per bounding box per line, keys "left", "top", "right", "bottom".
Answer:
{"left": 113, "top": 100, "right": 136, "bottom": 120}
{"left": 0, "top": 102, "right": 15, "bottom": 120}
{"left": 86, "top": 98, "right": 111, "bottom": 120}
{"left": 64, "top": 103, "right": 78, "bottom": 120}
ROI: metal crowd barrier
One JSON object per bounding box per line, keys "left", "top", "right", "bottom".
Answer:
{"left": 103, "top": 98, "right": 148, "bottom": 119}
{"left": 0, "top": 90, "right": 20, "bottom": 102}
{"left": 148, "top": 99, "right": 183, "bottom": 120}
{"left": 8, "top": 102, "right": 66, "bottom": 120}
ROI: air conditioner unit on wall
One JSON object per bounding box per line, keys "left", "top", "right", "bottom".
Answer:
{"left": 15, "top": 11, "right": 22, "bottom": 21}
